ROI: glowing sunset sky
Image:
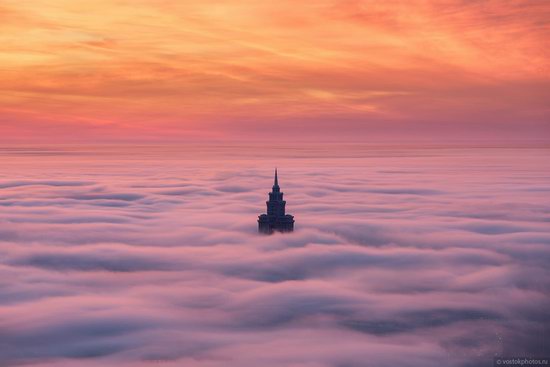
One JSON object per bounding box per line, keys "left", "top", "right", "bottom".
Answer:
{"left": 1, "top": 0, "right": 548, "bottom": 143}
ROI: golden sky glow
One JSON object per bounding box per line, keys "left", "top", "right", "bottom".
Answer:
{"left": 1, "top": 0, "right": 548, "bottom": 142}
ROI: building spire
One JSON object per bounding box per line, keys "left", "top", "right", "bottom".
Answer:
{"left": 272, "top": 168, "right": 280, "bottom": 193}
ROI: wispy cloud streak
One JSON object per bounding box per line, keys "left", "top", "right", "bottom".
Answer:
{"left": 0, "top": 1, "right": 548, "bottom": 143}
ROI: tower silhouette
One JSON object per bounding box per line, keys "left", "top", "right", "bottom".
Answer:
{"left": 258, "top": 169, "right": 294, "bottom": 234}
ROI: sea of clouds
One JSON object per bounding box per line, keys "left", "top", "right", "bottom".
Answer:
{"left": 0, "top": 145, "right": 548, "bottom": 367}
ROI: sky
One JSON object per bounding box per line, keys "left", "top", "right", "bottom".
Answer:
{"left": 1, "top": 0, "right": 549, "bottom": 144}
{"left": 1, "top": 145, "right": 549, "bottom": 366}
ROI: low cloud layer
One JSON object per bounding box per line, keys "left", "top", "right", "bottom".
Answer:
{"left": 0, "top": 145, "right": 549, "bottom": 366}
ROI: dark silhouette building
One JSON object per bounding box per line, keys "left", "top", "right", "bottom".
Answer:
{"left": 258, "top": 169, "right": 294, "bottom": 234}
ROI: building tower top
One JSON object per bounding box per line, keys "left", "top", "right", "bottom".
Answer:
{"left": 258, "top": 169, "right": 294, "bottom": 234}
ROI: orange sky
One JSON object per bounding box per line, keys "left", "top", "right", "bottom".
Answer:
{"left": 1, "top": 0, "right": 548, "bottom": 143}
